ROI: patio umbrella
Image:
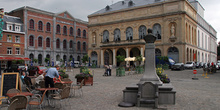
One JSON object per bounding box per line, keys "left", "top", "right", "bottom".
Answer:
{"left": 125, "top": 57, "right": 135, "bottom": 61}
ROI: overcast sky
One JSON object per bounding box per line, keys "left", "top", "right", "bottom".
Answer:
{"left": 1, "top": 0, "right": 219, "bottom": 42}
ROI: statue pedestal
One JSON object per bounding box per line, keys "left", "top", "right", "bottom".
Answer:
{"left": 122, "top": 83, "right": 176, "bottom": 105}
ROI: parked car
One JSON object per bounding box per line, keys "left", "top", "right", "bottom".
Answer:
{"left": 195, "top": 62, "right": 201, "bottom": 68}
{"left": 28, "top": 66, "right": 48, "bottom": 76}
{"left": 184, "top": 61, "right": 196, "bottom": 69}
{"left": 171, "top": 63, "right": 185, "bottom": 70}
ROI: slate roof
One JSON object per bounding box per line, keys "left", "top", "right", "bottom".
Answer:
{"left": 90, "top": 0, "right": 164, "bottom": 16}
{"left": 3, "top": 15, "right": 23, "bottom": 24}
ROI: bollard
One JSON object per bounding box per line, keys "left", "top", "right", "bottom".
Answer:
{"left": 204, "top": 71, "right": 209, "bottom": 78}
{"left": 192, "top": 70, "right": 198, "bottom": 80}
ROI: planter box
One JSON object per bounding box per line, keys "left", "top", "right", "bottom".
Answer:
{"left": 76, "top": 77, "right": 93, "bottom": 86}
{"left": 116, "top": 68, "right": 125, "bottom": 76}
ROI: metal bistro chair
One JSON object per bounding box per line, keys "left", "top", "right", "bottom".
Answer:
{"left": 28, "top": 89, "right": 47, "bottom": 110}
{"left": 71, "top": 79, "right": 84, "bottom": 97}
{"left": 52, "top": 86, "right": 71, "bottom": 108}
{"left": 9, "top": 95, "right": 28, "bottom": 109}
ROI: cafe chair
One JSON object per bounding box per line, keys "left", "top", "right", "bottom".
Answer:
{"left": 28, "top": 89, "right": 47, "bottom": 110}
{"left": 51, "top": 86, "right": 70, "bottom": 108}
{"left": 61, "top": 78, "right": 72, "bottom": 86}
{"left": 9, "top": 95, "right": 28, "bottom": 109}
{"left": 39, "top": 81, "right": 45, "bottom": 88}
{"left": 6, "top": 88, "right": 21, "bottom": 103}
{"left": 70, "top": 79, "right": 84, "bottom": 97}
{"left": 54, "top": 83, "right": 66, "bottom": 90}
{"left": 7, "top": 98, "right": 19, "bottom": 110}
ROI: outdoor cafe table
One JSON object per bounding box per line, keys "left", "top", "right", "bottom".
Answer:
{"left": 6, "top": 92, "right": 33, "bottom": 98}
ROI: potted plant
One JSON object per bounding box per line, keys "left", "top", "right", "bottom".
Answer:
{"left": 116, "top": 55, "right": 125, "bottom": 76}
{"left": 156, "top": 67, "right": 170, "bottom": 83}
{"left": 59, "top": 69, "right": 69, "bottom": 79}
{"left": 135, "top": 55, "right": 144, "bottom": 74}
{"left": 75, "top": 67, "right": 93, "bottom": 86}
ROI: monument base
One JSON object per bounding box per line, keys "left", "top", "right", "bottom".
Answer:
{"left": 122, "top": 83, "right": 176, "bottom": 105}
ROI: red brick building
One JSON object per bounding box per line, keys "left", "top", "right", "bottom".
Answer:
{"left": 8, "top": 6, "right": 88, "bottom": 65}
{"left": 0, "top": 14, "right": 26, "bottom": 69}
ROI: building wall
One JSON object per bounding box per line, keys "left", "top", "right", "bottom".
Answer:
{"left": 8, "top": 7, "right": 88, "bottom": 65}
{"left": 88, "top": 0, "right": 217, "bottom": 67}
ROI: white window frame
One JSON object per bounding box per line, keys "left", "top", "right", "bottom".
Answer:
{"left": 15, "top": 36, "right": 20, "bottom": 43}
{"left": 7, "top": 35, "right": 12, "bottom": 42}
{"left": 15, "top": 25, "right": 21, "bottom": 32}
{"left": 15, "top": 48, "right": 20, "bottom": 55}
{"left": 7, "top": 23, "right": 13, "bottom": 31}
{"left": 7, "top": 48, "right": 12, "bottom": 55}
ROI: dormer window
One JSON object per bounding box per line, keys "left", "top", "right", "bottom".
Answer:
{"left": 7, "top": 24, "right": 13, "bottom": 31}
{"left": 128, "top": 0, "right": 134, "bottom": 6}
{"left": 105, "top": 5, "right": 110, "bottom": 11}
{"left": 15, "top": 25, "right": 21, "bottom": 32}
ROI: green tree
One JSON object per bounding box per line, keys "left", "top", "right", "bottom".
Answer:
{"left": 116, "top": 55, "right": 125, "bottom": 67}
{"left": 82, "top": 54, "right": 89, "bottom": 65}
{"left": 135, "top": 55, "right": 143, "bottom": 66}
{"left": 44, "top": 58, "right": 50, "bottom": 64}
{"left": 33, "top": 59, "right": 38, "bottom": 63}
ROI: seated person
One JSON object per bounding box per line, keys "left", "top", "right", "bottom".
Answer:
{"left": 35, "top": 74, "right": 44, "bottom": 85}
{"left": 21, "top": 71, "right": 32, "bottom": 85}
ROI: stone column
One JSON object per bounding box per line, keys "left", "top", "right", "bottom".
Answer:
{"left": 126, "top": 47, "right": 129, "bottom": 65}
{"left": 113, "top": 49, "right": 116, "bottom": 67}
{"left": 139, "top": 29, "right": 162, "bottom": 85}
{"left": 100, "top": 49, "right": 104, "bottom": 68}
{"left": 141, "top": 47, "right": 144, "bottom": 65}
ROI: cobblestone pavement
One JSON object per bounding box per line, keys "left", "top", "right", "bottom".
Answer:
{"left": 1, "top": 68, "right": 220, "bottom": 110}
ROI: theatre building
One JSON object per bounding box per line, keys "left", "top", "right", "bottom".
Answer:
{"left": 8, "top": 6, "right": 88, "bottom": 65}
{"left": 87, "top": 0, "right": 217, "bottom": 68}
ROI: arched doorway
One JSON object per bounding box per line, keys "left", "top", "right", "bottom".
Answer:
{"left": 91, "top": 51, "right": 98, "bottom": 66}
{"left": 116, "top": 48, "right": 126, "bottom": 66}
{"left": 130, "top": 47, "right": 140, "bottom": 66}
{"left": 104, "top": 49, "right": 113, "bottom": 65}
{"left": 38, "top": 54, "right": 42, "bottom": 65}
{"left": 168, "top": 47, "right": 179, "bottom": 62}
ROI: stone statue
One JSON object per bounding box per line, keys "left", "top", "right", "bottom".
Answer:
{"left": 171, "top": 24, "right": 175, "bottom": 37}
{"left": 93, "top": 35, "right": 96, "bottom": 44}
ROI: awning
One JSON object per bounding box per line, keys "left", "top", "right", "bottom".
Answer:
{"left": 0, "top": 56, "right": 31, "bottom": 61}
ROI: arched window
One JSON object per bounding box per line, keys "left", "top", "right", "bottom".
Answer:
{"left": 63, "top": 26, "right": 67, "bottom": 35}
{"left": 155, "top": 48, "right": 161, "bottom": 56}
{"left": 46, "top": 22, "right": 51, "bottom": 32}
{"left": 29, "top": 54, "right": 34, "bottom": 61}
{"left": 77, "top": 41, "right": 81, "bottom": 51}
{"left": 29, "top": 35, "right": 34, "bottom": 46}
{"left": 69, "top": 40, "right": 73, "bottom": 48}
{"left": 38, "top": 37, "right": 43, "bottom": 47}
{"left": 38, "top": 54, "right": 42, "bottom": 64}
{"left": 114, "top": 28, "right": 121, "bottom": 41}
{"left": 83, "top": 30, "right": 86, "bottom": 38}
{"left": 56, "top": 24, "right": 60, "bottom": 34}
{"left": 70, "top": 27, "right": 73, "bottom": 36}
{"left": 29, "top": 19, "right": 34, "bottom": 29}
{"left": 103, "top": 30, "right": 109, "bottom": 42}
{"left": 83, "top": 42, "right": 86, "bottom": 51}
{"left": 46, "top": 38, "right": 50, "bottom": 48}
{"left": 153, "top": 23, "right": 161, "bottom": 40}
{"left": 63, "top": 55, "right": 67, "bottom": 61}
{"left": 63, "top": 40, "right": 67, "bottom": 49}
{"left": 77, "top": 29, "right": 81, "bottom": 37}
{"left": 56, "top": 39, "right": 60, "bottom": 48}
{"left": 139, "top": 25, "right": 146, "bottom": 39}
{"left": 126, "top": 27, "right": 133, "bottom": 41}
{"left": 38, "top": 21, "right": 43, "bottom": 31}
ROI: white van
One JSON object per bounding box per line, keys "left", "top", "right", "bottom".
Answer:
{"left": 74, "top": 61, "right": 80, "bottom": 68}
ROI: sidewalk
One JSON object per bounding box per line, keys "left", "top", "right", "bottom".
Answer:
{"left": 1, "top": 68, "right": 220, "bottom": 110}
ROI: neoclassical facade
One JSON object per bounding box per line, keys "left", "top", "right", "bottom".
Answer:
{"left": 8, "top": 6, "right": 88, "bottom": 65}
{"left": 88, "top": 0, "right": 217, "bottom": 68}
